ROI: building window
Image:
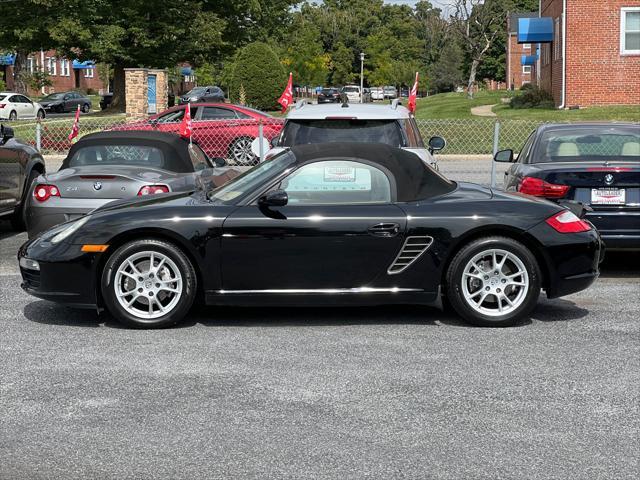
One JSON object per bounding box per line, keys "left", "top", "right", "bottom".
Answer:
{"left": 60, "top": 59, "right": 70, "bottom": 77}
{"left": 27, "top": 57, "right": 36, "bottom": 74}
{"left": 523, "top": 43, "right": 531, "bottom": 50}
{"left": 84, "top": 68, "right": 94, "bottom": 78}
{"left": 46, "top": 57, "right": 57, "bottom": 76}
{"left": 553, "top": 17, "right": 562, "bottom": 61}
{"left": 621, "top": 7, "right": 640, "bottom": 55}
{"left": 522, "top": 65, "right": 532, "bottom": 74}
{"left": 542, "top": 44, "right": 550, "bottom": 66}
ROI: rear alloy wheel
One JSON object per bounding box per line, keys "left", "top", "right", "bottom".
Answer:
{"left": 446, "top": 237, "right": 541, "bottom": 327}
{"left": 229, "top": 136, "right": 257, "bottom": 166}
{"left": 82, "top": 103, "right": 90, "bottom": 113}
{"left": 9, "top": 110, "right": 17, "bottom": 121}
{"left": 102, "top": 239, "right": 197, "bottom": 328}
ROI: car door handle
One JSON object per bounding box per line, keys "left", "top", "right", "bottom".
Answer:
{"left": 368, "top": 223, "right": 400, "bottom": 237}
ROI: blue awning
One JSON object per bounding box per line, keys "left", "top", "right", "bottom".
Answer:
{"left": 181, "top": 67, "right": 193, "bottom": 76}
{"left": 518, "top": 17, "right": 554, "bottom": 43}
{"left": 72, "top": 60, "right": 95, "bottom": 69}
{"left": 0, "top": 54, "right": 15, "bottom": 66}
{"left": 521, "top": 55, "right": 538, "bottom": 66}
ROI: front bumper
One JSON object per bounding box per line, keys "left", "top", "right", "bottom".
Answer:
{"left": 18, "top": 237, "right": 102, "bottom": 308}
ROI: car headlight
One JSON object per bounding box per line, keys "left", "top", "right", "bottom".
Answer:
{"left": 50, "top": 216, "right": 91, "bottom": 244}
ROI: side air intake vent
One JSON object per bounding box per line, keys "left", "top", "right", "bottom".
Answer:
{"left": 387, "top": 236, "right": 434, "bottom": 275}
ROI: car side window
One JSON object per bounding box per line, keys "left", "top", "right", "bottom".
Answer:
{"left": 235, "top": 110, "right": 251, "bottom": 119}
{"left": 279, "top": 160, "right": 392, "bottom": 205}
{"left": 201, "top": 107, "right": 236, "bottom": 120}
{"left": 516, "top": 131, "right": 536, "bottom": 163}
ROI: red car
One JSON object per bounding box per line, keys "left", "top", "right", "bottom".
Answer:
{"left": 117, "top": 103, "right": 284, "bottom": 165}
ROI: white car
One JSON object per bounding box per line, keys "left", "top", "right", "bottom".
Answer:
{"left": 0, "top": 92, "right": 46, "bottom": 120}
{"left": 383, "top": 86, "right": 398, "bottom": 99}
{"left": 263, "top": 100, "right": 444, "bottom": 168}
{"left": 341, "top": 85, "right": 363, "bottom": 103}
{"left": 370, "top": 87, "right": 385, "bottom": 100}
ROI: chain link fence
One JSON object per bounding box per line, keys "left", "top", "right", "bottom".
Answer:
{"left": 8, "top": 114, "right": 544, "bottom": 185}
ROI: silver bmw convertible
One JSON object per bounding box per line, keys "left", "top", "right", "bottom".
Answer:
{"left": 26, "top": 131, "right": 240, "bottom": 238}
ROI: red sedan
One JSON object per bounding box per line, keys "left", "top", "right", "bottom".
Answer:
{"left": 117, "top": 103, "right": 283, "bottom": 165}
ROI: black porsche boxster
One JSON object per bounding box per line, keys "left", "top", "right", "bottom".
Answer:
{"left": 18, "top": 143, "right": 604, "bottom": 328}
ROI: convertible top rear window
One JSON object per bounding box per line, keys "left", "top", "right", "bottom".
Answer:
{"left": 68, "top": 145, "right": 169, "bottom": 169}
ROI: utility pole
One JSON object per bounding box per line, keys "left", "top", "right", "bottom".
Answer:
{"left": 360, "top": 52, "right": 365, "bottom": 103}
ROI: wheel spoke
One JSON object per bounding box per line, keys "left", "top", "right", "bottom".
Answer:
{"left": 126, "top": 295, "right": 141, "bottom": 307}
{"left": 120, "top": 271, "right": 138, "bottom": 281}
{"left": 501, "top": 294, "right": 514, "bottom": 307}
{"left": 127, "top": 260, "right": 141, "bottom": 275}
{"left": 464, "top": 272, "right": 484, "bottom": 280}
{"left": 496, "top": 254, "right": 508, "bottom": 272}
{"left": 159, "top": 286, "right": 181, "bottom": 294}
{"left": 117, "top": 288, "right": 137, "bottom": 298}
{"left": 496, "top": 294, "right": 503, "bottom": 312}
{"left": 475, "top": 292, "right": 488, "bottom": 306}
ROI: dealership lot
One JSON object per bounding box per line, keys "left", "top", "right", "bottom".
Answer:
{"left": 1, "top": 220, "right": 638, "bottom": 479}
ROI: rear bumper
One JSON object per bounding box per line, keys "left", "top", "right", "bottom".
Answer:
{"left": 26, "top": 198, "right": 115, "bottom": 238}
{"left": 527, "top": 223, "right": 604, "bottom": 299}
{"left": 586, "top": 210, "right": 640, "bottom": 250}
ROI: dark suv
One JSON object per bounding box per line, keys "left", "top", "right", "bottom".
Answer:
{"left": 0, "top": 125, "right": 46, "bottom": 230}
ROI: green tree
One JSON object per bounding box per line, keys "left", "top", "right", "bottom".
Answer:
{"left": 330, "top": 42, "right": 355, "bottom": 85}
{"left": 52, "top": 0, "right": 226, "bottom": 109}
{"left": 0, "top": 0, "right": 59, "bottom": 94}
{"left": 228, "top": 42, "right": 286, "bottom": 110}
{"left": 280, "top": 16, "right": 330, "bottom": 86}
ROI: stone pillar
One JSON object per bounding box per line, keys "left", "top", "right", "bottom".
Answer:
{"left": 124, "top": 68, "right": 168, "bottom": 118}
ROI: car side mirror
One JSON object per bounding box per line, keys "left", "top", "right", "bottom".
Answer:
{"left": 270, "top": 137, "right": 279, "bottom": 148}
{"left": 258, "top": 189, "right": 288, "bottom": 208}
{"left": 213, "top": 157, "right": 227, "bottom": 168}
{"left": 1, "top": 124, "right": 14, "bottom": 144}
{"left": 428, "top": 136, "right": 446, "bottom": 153}
{"left": 494, "top": 149, "right": 514, "bottom": 163}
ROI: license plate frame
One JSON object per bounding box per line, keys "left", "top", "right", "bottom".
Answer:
{"left": 591, "top": 188, "right": 626, "bottom": 205}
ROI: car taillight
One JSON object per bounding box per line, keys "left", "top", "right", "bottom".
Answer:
{"left": 546, "top": 210, "right": 592, "bottom": 233}
{"left": 137, "top": 185, "right": 170, "bottom": 196}
{"left": 0, "top": 103, "right": 5, "bottom": 108}
{"left": 518, "top": 176, "right": 569, "bottom": 198}
{"left": 33, "top": 184, "right": 60, "bottom": 202}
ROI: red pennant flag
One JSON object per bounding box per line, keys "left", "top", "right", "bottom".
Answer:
{"left": 408, "top": 72, "right": 419, "bottom": 114}
{"left": 179, "top": 102, "right": 193, "bottom": 139}
{"left": 278, "top": 72, "right": 294, "bottom": 113}
{"left": 68, "top": 104, "right": 81, "bottom": 141}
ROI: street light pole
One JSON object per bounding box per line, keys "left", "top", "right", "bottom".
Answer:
{"left": 360, "top": 52, "right": 365, "bottom": 104}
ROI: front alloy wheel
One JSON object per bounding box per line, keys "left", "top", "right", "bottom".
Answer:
{"left": 446, "top": 237, "right": 541, "bottom": 327}
{"left": 102, "top": 239, "right": 196, "bottom": 328}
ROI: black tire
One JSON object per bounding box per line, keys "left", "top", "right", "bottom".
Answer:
{"left": 10, "top": 169, "right": 39, "bottom": 231}
{"left": 82, "top": 103, "right": 90, "bottom": 113}
{"left": 36, "top": 109, "right": 45, "bottom": 120}
{"left": 229, "top": 136, "right": 257, "bottom": 166}
{"left": 9, "top": 110, "right": 17, "bottom": 121}
{"left": 101, "top": 239, "right": 197, "bottom": 328}
{"left": 445, "top": 236, "right": 541, "bottom": 327}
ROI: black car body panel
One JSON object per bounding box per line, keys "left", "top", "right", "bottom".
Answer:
{"left": 502, "top": 123, "right": 640, "bottom": 250}
{"left": 0, "top": 125, "right": 45, "bottom": 219}
{"left": 19, "top": 143, "right": 603, "bottom": 311}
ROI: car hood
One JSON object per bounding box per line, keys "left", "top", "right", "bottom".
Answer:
{"left": 91, "top": 190, "right": 202, "bottom": 215}
{"left": 39, "top": 100, "right": 61, "bottom": 106}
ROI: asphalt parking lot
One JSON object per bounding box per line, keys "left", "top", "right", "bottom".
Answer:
{"left": 1, "top": 219, "right": 638, "bottom": 479}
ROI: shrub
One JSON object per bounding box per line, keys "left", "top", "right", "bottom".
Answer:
{"left": 519, "top": 83, "right": 535, "bottom": 91}
{"left": 0, "top": 78, "right": 5, "bottom": 91}
{"left": 510, "top": 85, "right": 554, "bottom": 109}
{"left": 228, "top": 42, "right": 286, "bottom": 110}
{"left": 86, "top": 88, "right": 98, "bottom": 95}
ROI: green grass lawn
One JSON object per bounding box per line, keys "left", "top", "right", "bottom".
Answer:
{"left": 414, "top": 91, "right": 510, "bottom": 119}
{"left": 415, "top": 90, "right": 640, "bottom": 122}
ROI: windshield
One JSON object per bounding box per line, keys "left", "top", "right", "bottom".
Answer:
{"left": 280, "top": 119, "right": 406, "bottom": 147}
{"left": 0, "top": 95, "right": 5, "bottom": 101}
{"left": 343, "top": 86, "right": 359, "bottom": 93}
{"left": 187, "top": 87, "right": 206, "bottom": 95}
{"left": 321, "top": 89, "right": 337, "bottom": 95}
{"left": 535, "top": 127, "right": 640, "bottom": 162}
{"left": 208, "top": 152, "right": 296, "bottom": 205}
{"left": 43, "top": 93, "right": 64, "bottom": 100}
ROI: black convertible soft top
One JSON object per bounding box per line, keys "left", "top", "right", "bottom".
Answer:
{"left": 288, "top": 142, "right": 455, "bottom": 202}
{"left": 62, "top": 131, "right": 198, "bottom": 173}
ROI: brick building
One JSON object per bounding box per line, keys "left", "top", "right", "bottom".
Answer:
{"left": 1, "top": 50, "right": 106, "bottom": 96}
{"left": 538, "top": 0, "right": 640, "bottom": 107}
{"left": 507, "top": 12, "right": 537, "bottom": 90}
